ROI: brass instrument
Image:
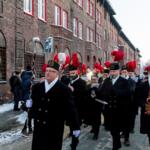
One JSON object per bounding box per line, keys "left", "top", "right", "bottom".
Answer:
{"left": 145, "top": 89, "right": 150, "bottom": 115}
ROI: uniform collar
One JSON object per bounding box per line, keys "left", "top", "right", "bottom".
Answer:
{"left": 45, "top": 77, "right": 58, "bottom": 93}
{"left": 71, "top": 75, "right": 79, "bottom": 84}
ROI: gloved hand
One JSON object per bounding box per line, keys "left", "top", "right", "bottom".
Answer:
{"left": 73, "top": 130, "right": 80, "bottom": 137}
{"left": 26, "top": 99, "right": 33, "bottom": 108}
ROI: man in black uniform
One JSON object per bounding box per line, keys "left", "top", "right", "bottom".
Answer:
{"left": 137, "top": 68, "right": 150, "bottom": 145}
{"left": 68, "top": 64, "right": 87, "bottom": 150}
{"left": 30, "top": 60, "right": 80, "bottom": 150}
{"left": 86, "top": 76, "right": 102, "bottom": 140}
{"left": 99, "top": 62, "right": 130, "bottom": 150}
{"left": 120, "top": 65, "right": 137, "bottom": 146}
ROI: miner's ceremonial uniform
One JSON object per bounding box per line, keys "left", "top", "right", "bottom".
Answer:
{"left": 31, "top": 61, "right": 80, "bottom": 150}
{"left": 100, "top": 63, "right": 131, "bottom": 150}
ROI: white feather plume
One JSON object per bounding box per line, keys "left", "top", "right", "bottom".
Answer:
{"left": 58, "top": 53, "right": 66, "bottom": 64}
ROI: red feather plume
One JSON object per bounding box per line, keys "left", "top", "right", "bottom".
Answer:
{"left": 94, "top": 62, "right": 103, "bottom": 73}
{"left": 42, "top": 63, "right": 47, "bottom": 73}
{"left": 54, "top": 54, "right": 59, "bottom": 62}
{"left": 127, "top": 61, "right": 136, "bottom": 72}
{"left": 72, "top": 53, "right": 80, "bottom": 68}
{"left": 145, "top": 65, "right": 150, "bottom": 71}
{"left": 104, "top": 61, "right": 111, "bottom": 68}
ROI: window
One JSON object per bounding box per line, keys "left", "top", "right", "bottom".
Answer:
{"left": 87, "top": 0, "right": 94, "bottom": 17}
{"left": 0, "top": 0, "right": 3, "bottom": 14}
{"left": 87, "top": 0, "right": 90, "bottom": 14}
{"left": 38, "top": 0, "right": 46, "bottom": 20}
{"left": 73, "top": 18, "right": 78, "bottom": 36}
{"left": 55, "top": 5, "right": 61, "bottom": 26}
{"left": 78, "top": 22, "right": 83, "bottom": 39}
{"left": 24, "top": 0, "right": 33, "bottom": 15}
{"left": 0, "top": 31, "right": 6, "bottom": 81}
{"left": 62, "top": 10, "right": 68, "bottom": 28}
{"left": 86, "top": 27, "right": 90, "bottom": 41}
{"left": 98, "top": 35, "right": 101, "bottom": 48}
{"left": 90, "top": 2, "right": 94, "bottom": 17}
{"left": 78, "top": 0, "right": 83, "bottom": 8}
{"left": 96, "top": 10, "right": 101, "bottom": 24}
{"left": 90, "top": 29, "right": 94, "bottom": 42}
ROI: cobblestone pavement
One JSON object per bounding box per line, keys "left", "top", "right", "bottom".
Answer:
{"left": 0, "top": 110, "right": 150, "bottom": 150}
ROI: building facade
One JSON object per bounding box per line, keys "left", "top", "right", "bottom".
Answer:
{"left": 0, "top": 0, "right": 141, "bottom": 97}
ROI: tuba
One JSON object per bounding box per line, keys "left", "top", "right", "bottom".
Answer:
{"left": 145, "top": 88, "right": 150, "bottom": 115}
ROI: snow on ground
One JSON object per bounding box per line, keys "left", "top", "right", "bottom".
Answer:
{"left": 0, "top": 129, "right": 22, "bottom": 144}
{"left": 0, "top": 103, "right": 13, "bottom": 113}
{"left": 15, "top": 112, "right": 27, "bottom": 124}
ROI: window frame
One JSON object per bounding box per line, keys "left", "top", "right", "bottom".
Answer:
{"left": 38, "top": 0, "right": 46, "bottom": 21}
{"left": 24, "top": 0, "right": 34, "bottom": 16}
{"left": 54, "top": 5, "right": 62, "bottom": 26}
{"left": 62, "top": 10, "right": 68, "bottom": 29}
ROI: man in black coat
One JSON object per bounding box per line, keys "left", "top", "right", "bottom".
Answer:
{"left": 30, "top": 60, "right": 80, "bottom": 150}
{"left": 99, "top": 62, "right": 130, "bottom": 150}
{"left": 136, "top": 70, "right": 150, "bottom": 145}
{"left": 67, "top": 64, "right": 87, "bottom": 150}
{"left": 120, "top": 66, "right": 137, "bottom": 146}
{"left": 86, "top": 76, "right": 102, "bottom": 140}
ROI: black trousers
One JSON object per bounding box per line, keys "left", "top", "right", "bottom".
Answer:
{"left": 111, "top": 130, "right": 121, "bottom": 149}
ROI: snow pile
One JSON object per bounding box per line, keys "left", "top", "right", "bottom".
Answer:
{"left": 0, "top": 129, "right": 22, "bottom": 144}
{"left": 0, "top": 103, "right": 13, "bottom": 113}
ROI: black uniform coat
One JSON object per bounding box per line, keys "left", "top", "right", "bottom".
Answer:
{"left": 99, "top": 77, "right": 130, "bottom": 131}
{"left": 137, "top": 80, "right": 150, "bottom": 134}
{"left": 84, "top": 85, "right": 102, "bottom": 125}
{"left": 31, "top": 80, "right": 80, "bottom": 150}
{"left": 70, "top": 77, "right": 87, "bottom": 124}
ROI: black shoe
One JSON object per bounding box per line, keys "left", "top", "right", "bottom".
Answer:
{"left": 13, "top": 108, "right": 20, "bottom": 111}
{"left": 90, "top": 128, "right": 94, "bottom": 133}
{"left": 28, "top": 129, "right": 33, "bottom": 134}
{"left": 21, "top": 129, "right": 29, "bottom": 137}
{"left": 124, "top": 140, "right": 130, "bottom": 146}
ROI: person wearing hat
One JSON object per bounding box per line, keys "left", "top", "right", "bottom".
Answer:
{"left": 9, "top": 70, "right": 22, "bottom": 111}
{"left": 85, "top": 75, "right": 103, "bottom": 140}
{"left": 120, "top": 65, "right": 138, "bottom": 145}
{"left": 136, "top": 66, "right": 150, "bottom": 145}
{"left": 98, "top": 62, "right": 130, "bottom": 150}
{"left": 66, "top": 64, "right": 87, "bottom": 150}
{"left": 30, "top": 60, "right": 80, "bottom": 150}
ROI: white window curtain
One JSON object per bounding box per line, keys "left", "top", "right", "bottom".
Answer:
{"left": 55, "top": 6, "right": 61, "bottom": 25}
{"left": 38, "top": 0, "right": 45, "bottom": 20}
{"left": 86, "top": 27, "right": 90, "bottom": 41}
{"left": 78, "top": 0, "right": 83, "bottom": 7}
{"left": 24, "top": 0, "right": 32, "bottom": 13}
{"left": 73, "top": 18, "right": 77, "bottom": 36}
{"left": 62, "top": 11, "right": 68, "bottom": 28}
{"left": 79, "top": 22, "right": 83, "bottom": 39}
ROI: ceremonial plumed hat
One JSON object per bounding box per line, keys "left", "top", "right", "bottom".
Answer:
{"left": 103, "top": 68, "right": 110, "bottom": 73}
{"left": 47, "top": 60, "right": 60, "bottom": 71}
{"left": 110, "top": 62, "right": 120, "bottom": 70}
{"left": 121, "top": 65, "right": 127, "bottom": 71}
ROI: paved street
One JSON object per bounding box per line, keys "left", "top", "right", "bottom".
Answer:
{"left": 0, "top": 103, "right": 150, "bottom": 150}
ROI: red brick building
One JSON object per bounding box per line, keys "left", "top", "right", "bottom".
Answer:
{"left": 0, "top": 0, "right": 141, "bottom": 97}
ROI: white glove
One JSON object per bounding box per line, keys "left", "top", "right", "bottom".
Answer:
{"left": 73, "top": 130, "right": 80, "bottom": 137}
{"left": 26, "top": 99, "right": 32, "bottom": 108}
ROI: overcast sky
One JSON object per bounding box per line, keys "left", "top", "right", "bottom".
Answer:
{"left": 109, "top": 0, "right": 150, "bottom": 64}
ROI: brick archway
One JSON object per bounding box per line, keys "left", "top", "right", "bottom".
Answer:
{"left": 25, "top": 40, "right": 45, "bottom": 78}
{"left": 0, "top": 31, "right": 6, "bottom": 81}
